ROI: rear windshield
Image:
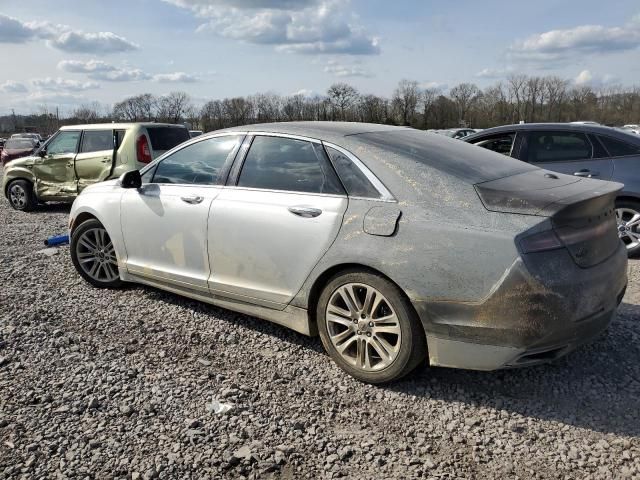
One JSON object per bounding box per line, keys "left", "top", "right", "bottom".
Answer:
{"left": 146, "top": 127, "right": 190, "bottom": 151}
{"left": 354, "top": 130, "right": 534, "bottom": 184}
{"left": 5, "top": 138, "right": 36, "bottom": 149}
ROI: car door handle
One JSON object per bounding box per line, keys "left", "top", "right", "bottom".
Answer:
{"left": 574, "top": 169, "right": 599, "bottom": 177}
{"left": 181, "top": 195, "right": 204, "bottom": 204}
{"left": 66, "top": 162, "right": 73, "bottom": 168}
{"left": 288, "top": 206, "right": 322, "bottom": 218}
{"left": 101, "top": 158, "right": 111, "bottom": 163}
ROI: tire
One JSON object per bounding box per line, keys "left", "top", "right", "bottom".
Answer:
{"left": 70, "top": 219, "right": 123, "bottom": 288}
{"left": 316, "top": 269, "right": 427, "bottom": 384}
{"left": 6, "top": 179, "right": 37, "bottom": 211}
{"left": 615, "top": 200, "right": 640, "bottom": 257}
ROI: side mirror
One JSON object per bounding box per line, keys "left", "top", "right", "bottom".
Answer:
{"left": 120, "top": 170, "right": 142, "bottom": 189}
{"left": 38, "top": 149, "right": 46, "bottom": 158}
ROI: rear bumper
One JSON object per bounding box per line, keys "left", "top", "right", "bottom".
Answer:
{"left": 414, "top": 242, "right": 628, "bottom": 370}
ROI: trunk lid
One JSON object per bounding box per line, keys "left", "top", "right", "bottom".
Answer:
{"left": 476, "top": 169, "right": 623, "bottom": 268}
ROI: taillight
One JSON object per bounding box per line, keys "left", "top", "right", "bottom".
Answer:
{"left": 519, "top": 230, "right": 563, "bottom": 254}
{"left": 136, "top": 135, "right": 152, "bottom": 164}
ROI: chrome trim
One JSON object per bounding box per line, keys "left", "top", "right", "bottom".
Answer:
{"left": 322, "top": 141, "right": 396, "bottom": 202}
{"left": 222, "top": 185, "right": 347, "bottom": 199}
{"left": 244, "top": 131, "right": 323, "bottom": 144}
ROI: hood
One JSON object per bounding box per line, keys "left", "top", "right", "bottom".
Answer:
{"left": 3, "top": 154, "right": 39, "bottom": 167}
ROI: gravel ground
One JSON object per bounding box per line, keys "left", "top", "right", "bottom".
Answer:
{"left": 0, "top": 197, "right": 639, "bottom": 480}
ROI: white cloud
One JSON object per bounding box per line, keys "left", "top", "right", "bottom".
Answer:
{"left": 168, "top": 0, "right": 380, "bottom": 55}
{"left": 1, "top": 80, "right": 28, "bottom": 93}
{"left": 96, "top": 68, "right": 151, "bottom": 82}
{"left": 324, "top": 59, "right": 372, "bottom": 78}
{"left": 574, "top": 69, "right": 620, "bottom": 87}
{"left": 420, "top": 81, "right": 447, "bottom": 91}
{"left": 152, "top": 72, "right": 199, "bottom": 83}
{"left": 509, "top": 17, "right": 640, "bottom": 64}
{"left": 475, "top": 67, "right": 515, "bottom": 79}
{"left": 58, "top": 59, "right": 116, "bottom": 74}
{"left": 0, "top": 14, "right": 138, "bottom": 54}
{"left": 31, "top": 77, "right": 100, "bottom": 92}
{"left": 48, "top": 31, "right": 138, "bottom": 54}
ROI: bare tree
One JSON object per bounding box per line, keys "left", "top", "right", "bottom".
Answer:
{"left": 156, "top": 91, "right": 192, "bottom": 123}
{"left": 449, "top": 82, "right": 480, "bottom": 126}
{"left": 327, "top": 83, "right": 359, "bottom": 120}
{"left": 392, "top": 79, "right": 420, "bottom": 125}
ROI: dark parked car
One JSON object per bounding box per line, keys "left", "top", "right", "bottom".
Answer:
{"left": 465, "top": 123, "right": 640, "bottom": 255}
{"left": 1, "top": 138, "right": 39, "bottom": 165}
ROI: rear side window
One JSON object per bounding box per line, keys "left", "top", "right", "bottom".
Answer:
{"left": 237, "top": 136, "right": 344, "bottom": 195}
{"left": 598, "top": 135, "right": 640, "bottom": 157}
{"left": 473, "top": 133, "right": 515, "bottom": 156}
{"left": 146, "top": 127, "right": 190, "bottom": 151}
{"left": 325, "top": 146, "right": 381, "bottom": 198}
{"left": 527, "top": 131, "right": 592, "bottom": 162}
{"left": 80, "top": 130, "right": 113, "bottom": 153}
{"left": 152, "top": 135, "right": 241, "bottom": 185}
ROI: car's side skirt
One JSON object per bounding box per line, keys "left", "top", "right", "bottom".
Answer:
{"left": 122, "top": 271, "right": 317, "bottom": 336}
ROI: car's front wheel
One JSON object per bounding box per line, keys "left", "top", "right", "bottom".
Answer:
{"left": 70, "top": 219, "right": 122, "bottom": 288}
{"left": 615, "top": 200, "right": 640, "bottom": 257}
{"left": 317, "top": 270, "right": 426, "bottom": 384}
{"left": 7, "top": 179, "right": 37, "bottom": 211}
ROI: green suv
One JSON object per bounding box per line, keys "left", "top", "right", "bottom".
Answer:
{"left": 2, "top": 123, "right": 190, "bottom": 211}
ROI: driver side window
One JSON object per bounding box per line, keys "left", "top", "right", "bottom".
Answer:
{"left": 152, "top": 135, "right": 242, "bottom": 185}
{"left": 47, "top": 131, "right": 81, "bottom": 156}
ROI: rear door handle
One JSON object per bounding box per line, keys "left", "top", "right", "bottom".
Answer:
{"left": 288, "top": 206, "right": 322, "bottom": 218}
{"left": 181, "top": 195, "right": 204, "bottom": 204}
{"left": 574, "top": 169, "right": 599, "bottom": 177}
{"left": 101, "top": 158, "right": 111, "bottom": 163}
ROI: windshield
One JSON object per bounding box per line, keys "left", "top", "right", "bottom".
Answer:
{"left": 5, "top": 139, "right": 36, "bottom": 149}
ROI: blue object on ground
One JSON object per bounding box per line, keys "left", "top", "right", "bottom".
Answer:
{"left": 44, "top": 234, "right": 70, "bottom": 247}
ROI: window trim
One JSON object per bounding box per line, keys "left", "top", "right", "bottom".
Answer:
{"left": 322, "top": 141, "right": 395, "bottom": 202}
{"left": 230, "top": 133, "right": 346, "bottom": 196}
{"left": 522, "top": 130, "right": 595, "bottom": 164}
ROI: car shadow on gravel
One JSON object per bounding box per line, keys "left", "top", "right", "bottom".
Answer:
{"left": 390, "top": 302, "right": 640, "bottom": 438}
{"left": 34, "top": 203, "right": 71, "bottom": 213}
{"left": 130, "top": 283, "right": 639, "bottom": 437}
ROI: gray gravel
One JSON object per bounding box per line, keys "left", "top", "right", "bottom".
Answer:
{"left": 0, "top": 198, "right": 639, "bottom": 479}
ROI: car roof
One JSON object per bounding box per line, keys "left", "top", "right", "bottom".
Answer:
{"left": 59, "top": 122, "right": 187, "bottom": 131}
{"left": 215, "top": 121, "right": 410, "bottom": 144}
{"left": 464, "top": 122, "right": 640, "bottom": 144}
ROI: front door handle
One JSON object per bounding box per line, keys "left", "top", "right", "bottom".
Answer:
{"left": 181, "top": 195, "right": 204, "bottom": 204}
{"left": 66, "top": 162, "right": 73, "bottom": 168}
{"left": 288, "top": 206, "right": 322, "bottom": 218}
{"left": 574, "top": 169, "right": 599, "bottom": 177}
{"left": 101, "top": 158, "right": 111, "bottom": 163}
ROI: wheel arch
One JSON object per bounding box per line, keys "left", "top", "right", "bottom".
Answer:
{"left": 306, "top": 263, "right": 424, "bottom": 334}
{"left": 70, "top": 211, "right": 100, "bottom": 235}
{"left": 615, "top": 195, "right": 640, "bottom": 205}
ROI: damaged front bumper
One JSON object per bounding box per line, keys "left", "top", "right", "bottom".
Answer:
{"left": 413, "top": 241, "right": 628, "bottom": 371}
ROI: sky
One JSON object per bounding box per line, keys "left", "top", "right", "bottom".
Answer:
{"left": 0, "top": 0, "right": 639, "bottom": 114}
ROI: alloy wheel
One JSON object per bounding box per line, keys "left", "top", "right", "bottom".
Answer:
{"left": 9, "top": 184, "right": 26, "bottom": 209}
{"left": 75, "top": 227, "right": 119, "bottom": 283}
{"left": 325, "top": 283, "right": 402, "bottom": 371}
{"left": 616, "top": 207, "right": 640, "bottom": 250}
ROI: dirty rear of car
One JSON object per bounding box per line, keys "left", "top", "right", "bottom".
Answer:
{"left": 296, "top": 128, "right": 627, "bottom": 370}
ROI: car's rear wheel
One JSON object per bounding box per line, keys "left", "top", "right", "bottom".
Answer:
{"left": 317, "top": 270, "right": 426, "bottom": 384}
{"left": 70, "top": 219, "right": 122, "bottom": 288}
{"left": 615, "top": 200, "right": 640, "bottom": 257}
{"left": 7, "top": 179, "right": 37, "bottom": 211}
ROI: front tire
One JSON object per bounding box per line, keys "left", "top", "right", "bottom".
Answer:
{"left": 70, "top": 219, "right": 122, "bottom": 288}
{"left": 316, "top": 270, "right": 426, "bottom": 384}
{"left": 7, "top": 180, "right": 37, "bottom": 211}
{"left": 615, "top": 200, "right": 640, "bottom": 257}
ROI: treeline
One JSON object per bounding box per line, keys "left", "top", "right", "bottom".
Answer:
{"left": 3, "top": 75, "right": 640, "bottom": 135}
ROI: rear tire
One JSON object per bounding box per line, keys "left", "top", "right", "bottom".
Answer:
{"left": 7, "top": 179, "right": 37, "bottom": 211}
{"left": 316, "top": 270, "right": 427, "bottom": 384}
{"left": 615, "top": 199, "right": 640, "bottom": 257}
{"left": 71, "top": 219, "right": 123, "bottom": 288}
